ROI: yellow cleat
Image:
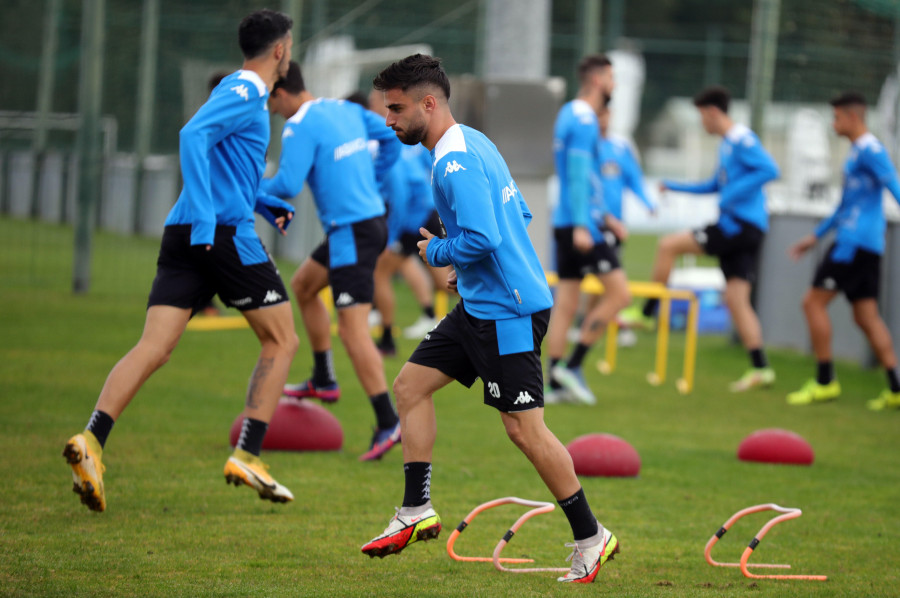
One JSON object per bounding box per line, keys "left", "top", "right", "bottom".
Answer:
{"left": 729, "top": 367, "right": 776, "bottom": 392}
{"left": 224, "top": 449, "right": 294, "bottom": 503}
{"left": 618, "top": 305, "right": 656, "bottom": 331}
{"left": 786, "top": 379, "right": 841, "bottom": 406}
{"left": 867, "top": 389, "right": 900, "bottom": 411}
{"left": 63, "top": 432, "right": 106, "bottom": 512}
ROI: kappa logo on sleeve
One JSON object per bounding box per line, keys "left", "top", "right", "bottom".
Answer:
{"left": 444, "top": 160, "right": 467, "bottom": 177}
{"left": 231, "top": 84, "right": 250, "bottom": 101}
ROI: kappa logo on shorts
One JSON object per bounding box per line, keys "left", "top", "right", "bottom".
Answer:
{"left": 335, "top": 292, "right": 354, "bottom": 306}
{"left": 514, "top": 391, "right": 535, "bottom": 405}
{"left": 444, "top": 160, "right": 466, "bottom": 177}
{"left": 263, "top": 290, "right": 283, "bottom": 304}
{"left": 599, "top": 259, "right": 612, "bottom": 273}
{"left": 694, "top": 230, "right": 708, "bottom": 246}
{"left": 823, "top": 277, "right": 837, "bottom": 290}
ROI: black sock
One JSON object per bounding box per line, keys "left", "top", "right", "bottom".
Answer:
{"left": 423, "top": 305, "right": 435, "bottom": 319}
{"left": 312, "top": 350, "right": 336, "bottom": 386}
{"left": 558, "top": 488, "right": 599, "bottom": 541}
{"left": 381, "top": 325, "right": 394, "bottom": 344}
{"left": 402, "top": 462, "right": 432, "bottom": 507}
{"left": 566, "top": 343, "right": 591, "bottom": 370}
{"left": 642, "top": 298, "right": 658, "bottom": 318}
{"left": 887, "top": 368, "right": 900, "bottom": 393}
{"left": 549, "top": 358, "right": 563, "bottom": 390}
{"left": 749, "top": 348, "right": 768, "bottom": 369}
{"left": 86, "top": 410, "right": 115, "bottom": 449}
{"left": 236, "top": 417, "right": 268, "bottom": 457}
{"left": 817, "top": 361, "right": 834, "bottom": 385}
{"left": 370, "top": 392, "right": 399, "bottom": 429}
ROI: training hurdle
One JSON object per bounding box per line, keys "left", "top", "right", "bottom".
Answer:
{"left": 704, "top": 503, "right": 827, "bottom": 581}
{"left": 546, "top": 273, "right": 699, "bottom": 394}
{"left": 447, "top": 497, "right": 569, "bottom": 574}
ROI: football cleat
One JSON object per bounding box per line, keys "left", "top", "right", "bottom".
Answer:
{"left": 282, "top": 379, "right": 340, "bottom": 403}
{"left": 551, "top": 365, "right": 597, "bottom": 405}
{"left": 361, "top": 507, "right": 442, "bottom": 558}
{"left": 376, "top": 337, "right": 397, "bottom": 357}
{"left": 403, "top": 315, "right": 438, "bottom": 339}
{"left": 558, "top": 527, "right": 619, "bottom": 583}
{"left": 618, "top": 305, "right": 656, "bottom": 331}
{"left": 729, "top": 367, "right": 776, "bottom": 392}
{"left": 786, "top": 379, "right": 841, "bottom": 406}
{"left": 224, "top": 449, "right": 294, "bottom": 503}
{"left": 866, "top": 389, "right": 900, "bottom": 411}
{"left": 63, "top": 432, "right": 106, "bottom": 512}
{"left": 359, "top": 422, "right": 402, "bottom": 461}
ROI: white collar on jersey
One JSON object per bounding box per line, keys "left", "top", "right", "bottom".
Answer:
{"left": 236, "top": 70, "right": 268, "bottom": 98}
{"left": 434, "top": 123, "right": 467, "bottom": 163}
{"left": 724, "top": 123, "right": 751, "bottom": 143}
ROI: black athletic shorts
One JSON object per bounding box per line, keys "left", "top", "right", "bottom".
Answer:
{"left": 693, "top": 221, "right": 764, "bottom": 282}
{"left": 554, "top": 226, "right": 621, "bottom": 280}
{"left": 813, "top": 243, "right": 881, "bottom": 301}
{"left": 393, "top": 210, "right": 444, "bottom": 257}
{"left": 311, "top": 216, "right": 387, "bottom": 308}
{"left": 408, "top": 302, "right": 550, "bottom": 413}
{"left": 147, "top": 224, "right": 289, "bottom": 313}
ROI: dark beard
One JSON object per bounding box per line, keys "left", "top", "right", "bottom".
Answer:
{"left": 396, "top": 122, "right": 426, "bottom": 146}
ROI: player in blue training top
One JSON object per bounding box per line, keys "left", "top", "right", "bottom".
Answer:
{"left": 262, "top": 62, "right": 404, "bottom": 461}
{"left": 621, "top": 86, "right": 780, "bottom": 392}
{"left": 786, "top": 92, "right": 900, "bottom": 410}
{"left": 366, "top": 88, "right": 449, "bottom": 350}
{"left": 546, "top": 55, "right": 631, "bottom": 406}
{"left": 360, "top": 54, "right": 619, "bottom": 584}
{"left": 596, "top": 99, "right": 656, "bottom": 223}
{"left": 63, "top": 10, "right": 299, "bottom": 512}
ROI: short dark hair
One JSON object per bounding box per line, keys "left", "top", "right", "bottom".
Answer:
{"left": 373, "top": 54, "right": 451, "bottom": 101}
{"left": 207, "top": 71, "right": 230, "bottom": 94}
{"left": 272, "top": 61, "right": 305, "bottom": 95}
{"left": 830, "top": 91, "right": 867, "bottom": 108}
{"left": 693, "top": 86, "right": 730, "bottom": 113}
{"left": 577, "top": 54, "right": 612, "bottom": 83}
{"left": 238, "top": 9, "right": 292, "bottom": 60}
{"left": 344, "top": 91, "right": 368, "bottom": 108}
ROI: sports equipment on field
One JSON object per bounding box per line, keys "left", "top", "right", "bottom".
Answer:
{"left": 729, "top": 367, "right": 776, "bottom": 392}
{"left": 229, "top": 398, "right": 342, "bottom": 452}
{"left": 737, "top": 428, "right": 814, "bottom": 465}
{"left": 566, "top": 433, "right": 641, "bottom": 477}
{"left": 704, "top": 503, "right": 827, "bottom": 581}
{"left": 361, "top": 506, "right": 442, "bottom": 558}
{"left": 223, "top": 449, "right": 294, "bottom": 503}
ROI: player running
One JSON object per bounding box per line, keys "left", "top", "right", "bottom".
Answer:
{"left": 786, "top": 92, "right": 900, "bottom": 409}
{"left": 620, "top": 86, "right": 780, "bottom": 392}
{"left": 262, "top": 62, "right": 404, "bottom": 461}
{"left": 64, "top": 9, "right": 298, "bottom": 511}
{"left": 546, "top": 55, "right": 631, "bottom": 405}
{"left": 360, "top": 54, "right": 619, "bottom": 584}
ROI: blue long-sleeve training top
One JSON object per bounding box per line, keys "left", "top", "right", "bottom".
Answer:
{"left": 663, "top": 123, "right": 779, "bottom": 235}
{"left": 260, "top": 98, "right": 401, "bottom": 233}
{"left": 426, "top": 124, "right": 554, "bottom": 321}
{"left": 595, "top": 134, "right": 655, "bottom": 221}
{"left": 165, "top": 70, "right": 289, "bottom": 249}
{"left": 815, "top": 132, "right": 900, "bottom": 259}
{"left": 553, "top": 99, "right": 602, "bottom": 237}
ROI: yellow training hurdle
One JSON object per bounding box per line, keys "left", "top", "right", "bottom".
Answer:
{"left": 546, "top": 273, "right": 699, "bottom": 394}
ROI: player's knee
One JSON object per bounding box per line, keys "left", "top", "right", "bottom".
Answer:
{"left": 392, "top": 373, "right": 417, "bottom": 411}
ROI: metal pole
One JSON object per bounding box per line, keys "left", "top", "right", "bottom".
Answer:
{"left": 604, "top": 0, "right": 623, "bottom": 51}
{"left": 581, "top": 0, "right": 602, "bottom": 57}
{"left": 73, "top": 0, "right": 105, "bottom": 293}
{"left": 132, "top": 0, "right": 159, "bottom": 232}
{"left": 284, "top": 0, "right": 303, "bottom": 60}
{"left": 32, "top": 0, "right": 62, "bottom": 218}
{"left": 746, "top": 0, "right": 781, "bottom": 137}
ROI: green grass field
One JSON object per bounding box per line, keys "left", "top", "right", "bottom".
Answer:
{"left": 2, "top": 217, "right": 898, "bottom": 597}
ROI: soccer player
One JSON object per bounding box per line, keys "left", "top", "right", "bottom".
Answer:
{"left": 63, "top": 9, "right": 298, "bottom": 512}
{"left": 262, "top": 62, "right": 404, "bottom": 461}
{"left": 596, "top": 99, "right": 656, "bottom": 225}
{"left": 361, "top": 54, "right": 619, "bottom": 584}
{"left": 366, "top": 89, "right": 445, "bottom": 354}
{"left": 546, "top": 55, "right": 631, "bottom": 405}
{"left": 786, "top": 92, "right": 900, "bottom": 409}
{"left": 620, "top": 86, "right": 780, "bottom": 392}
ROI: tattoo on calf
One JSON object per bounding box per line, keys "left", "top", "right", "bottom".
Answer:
{"left": 246, "top": 357, "right": 275, "bottom": 409}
